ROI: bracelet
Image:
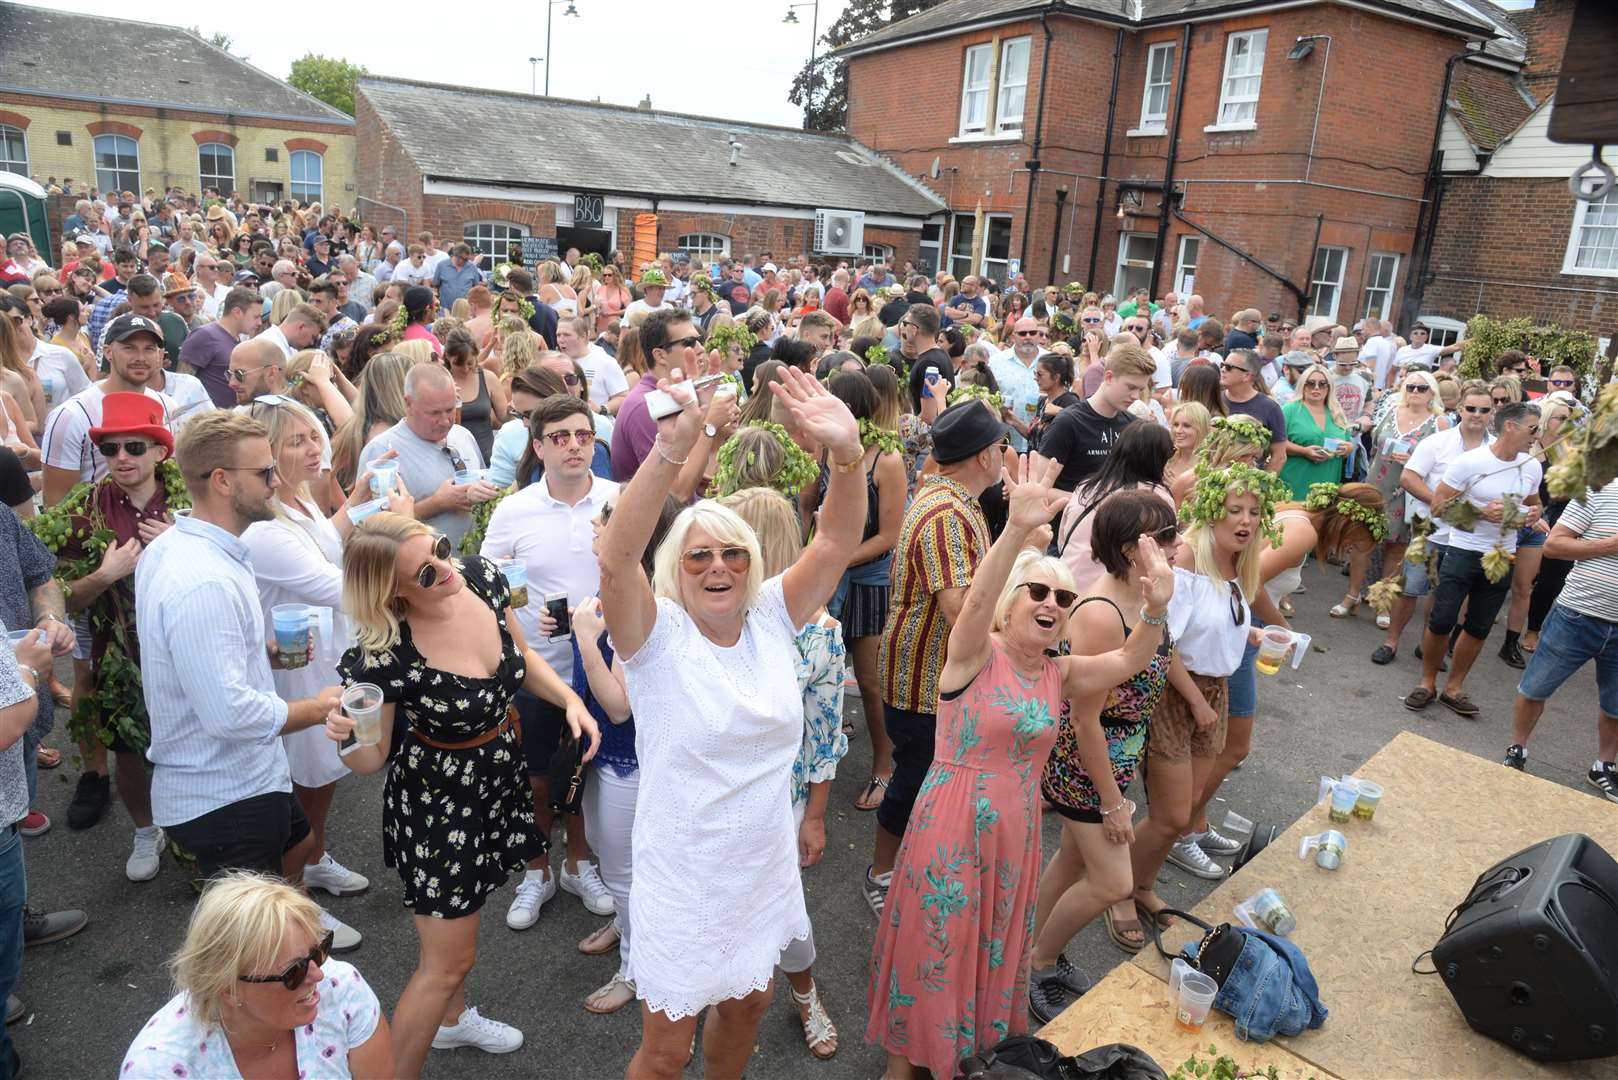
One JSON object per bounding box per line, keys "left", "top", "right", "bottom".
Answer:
{"left": 1101, "top": 798, "right": 1134, "bottom": 817}
{"left": 832, "top": 454, "right": 864, "bottom": 474}
{"left": 16, "top": 664, "right": 40, "bottom": 691}
{"left": 1139, "top": 606, "right": 1167, "bottom": 626}
{"left": 653, "top": 439, "right": 689, "bottom": 467}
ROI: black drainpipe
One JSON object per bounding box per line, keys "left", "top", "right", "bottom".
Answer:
{"left": 1403, "top": 51, "right": 1473, "bottom": 331}
{"left": 1018, "top": 13, "right": 1054, "bottom": 269}
{"left": 1085, "top": 27, "right": 1126, "bottom": 287}
{"left": 1171, "top": 207, "right": 1314, "bottom": 316}
{"left": 1149, "top": 23, "right": 1192, "bottom": 299}
{"left": 1048, "top": 186, "right": 1068, "bottom": 284}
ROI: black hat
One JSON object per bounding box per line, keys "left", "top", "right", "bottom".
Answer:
{"left": 931, "top": 400, "right": 1008, "bottom": 465}
{"left": 103, "top": 313, "right": 164, "bottom": 346}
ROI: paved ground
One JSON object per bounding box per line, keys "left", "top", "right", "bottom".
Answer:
{"left": 14, "top": 558, "right": 1611, "bottom": 1078}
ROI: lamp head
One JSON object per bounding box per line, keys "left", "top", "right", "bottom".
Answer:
{"left": 784, "top": 8, "right": 799, "bottom": 22}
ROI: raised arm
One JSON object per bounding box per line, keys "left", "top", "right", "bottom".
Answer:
{"left": 1059, "top": 535, "right": 1172, "bottom": 698}
{"left": 776, "top": 367, "right": 865, "bottom": 627}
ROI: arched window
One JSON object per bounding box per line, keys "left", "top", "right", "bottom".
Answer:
{"left": 289, "top": 150, "right": 322, "bottom": 203}
{"left": 93, "top": 134, "right": 139, "bottom": 192}
{"left": 0, "top": 126, "right": 26, "bottom": 176}
{"left": 463, "top": 221, "right": 528, "bottom": 265}
{"left": 677, "top": 233, "right": 730, "bottom": 261}
{"left": 198, "top": 143, "right": 234, "bottom": 194}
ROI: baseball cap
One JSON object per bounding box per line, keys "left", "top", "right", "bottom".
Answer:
{"left": 103, "top": 313, "right": 165, "bottom": 346}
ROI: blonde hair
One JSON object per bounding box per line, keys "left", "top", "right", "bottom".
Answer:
{"left": 992, "top": 549, "right": 1075, "bottom": 631}
{"left": 850, "top": 315, "right": 884, "bottom": 341}
{"left": 248, "top": 395, "right": 327, "bottom": 513}
{"left": 1104, "top": 341, "right": 1156, "bottom": 378}
{"left": 651, "top": 501, "right": 764, "bottom": 612}
{"left": 1298, "top": 363, "right": 1348, "bottom": 428}
{"left": 1398, "top": 369, "right": 1443, "bottom": 415}
{"left": 719, "top": 488, "right": 803, "bottom": 578}
{"left": 536, "top": 260, "right": 565, "bottom": 286}
{"left": 1490, "top": 374, "right": 1523, "bottom": 404}
{"left": 1168, "top": 400, "right": 1212, "bottom": 445}
{"left": 176, "top": 410, "right": 269, "bottom": 495}
{"left": 284, "top": 349, "right": 331, "bottom": 412}
{"left": 168, "top": 871, "right": 323, "bottom": 1027}
{"left": 343, "top": 511, "right": 435, "bottom": 653}
{"left": 331, "top": 352, "right": 416, "bottom": 490}
{"left": 268, "top": 287, "right": 300, "bottom": 326}
{"left": 569, "top": 265, "right": 594, "bottom": 293}
{"left": 1182, "top": 512, "right": 1264, "bottom": 600}
{"left": 394, "top": 338, "right": 436, "bottom": 366}
{"left": 501, "top": 324, "right": 540, "bottom": 381}
{"left": 449, "top": 298, "right": 472, "bottom": 321}
{"left": 711, "top": 426, "right": 788, "bottom": 497}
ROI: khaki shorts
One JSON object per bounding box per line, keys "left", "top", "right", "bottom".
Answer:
{"left": 1149, "top": 672, "right": 1228, "bottom": 762}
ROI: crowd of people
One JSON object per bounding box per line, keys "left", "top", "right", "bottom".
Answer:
{"left": 0, "top": 183, "right": 1614, "bottom": 1080}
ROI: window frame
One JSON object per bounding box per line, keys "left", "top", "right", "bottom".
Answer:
{"left": 463, "top": 221, "right": 530, "bottom": 266}
{"left": 0, "top": 125, "right": 27, "bottom": 177}
{"left": 994, "top": 37, "right": 1031, "bottom": 134}
{"left": 948, "top": 215, "right": 976, "bottom": 280}
{"left": 917, "top": 222, "right": 943, "bottom": 277}
{"left": 1213, "top": 29, "right": 1268, "bottom": 130}
{"left": 1307, "top": 245, "right": 1349, "bottom": 322}
{"left": 93, "top": 133, "right": 139, "bottom": 193}
{"left": 1562, "top": 184, "right": 1618, "bottom": 278}
{"left": 677, "top": 233, "right": 730, "bottom": 261}
{"left": 862, "top": 243, "right": 895, "bottom": 263}
{"left": 1139, "top": 42, "right": 1176, "bottom": 131}
{"left": 197, "top": 142, "right": 235, "bottom": 195}
{"left": 958, "top": 42, "right": 994, "bottom": 136}
{"left": 980, "top": 214, "right": 1012, "bottom": 281}
{"left": 288, "top": 149, "right": 323, "bottom": 204}
{"left": 1361, "top": 252, "right": 1400, "bottom": 321}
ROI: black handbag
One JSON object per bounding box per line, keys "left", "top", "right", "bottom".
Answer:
{"left": 958, "top": 1036, "right": 1166, "bottom": 1079}
{"left": 547, "top": 731, "right": 587, "bottom": 816}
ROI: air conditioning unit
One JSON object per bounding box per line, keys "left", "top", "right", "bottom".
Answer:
{"left": 814, "top": 209, "right": 864, "bottom": 255}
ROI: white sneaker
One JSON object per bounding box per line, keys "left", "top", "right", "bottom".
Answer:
{"left": 432, "top": 1006, "right": 523, "bottom": 1053}
{"left": 304, "top": 852, "right": 370, "bottom": 896}
{"left": 318, "top": 909, "right": 363, "bottom": 953}
{"left": 126, "top": 827, "right": 164, "bottom": 882}
{"left": 1196, "top": 827, "right": 1244, "bottom": 855}
{"left": 505, "top": 868, "right": 555, "bottom": 930}
{"left": 559, "top": 860, "right": 615, "bottom": 916}
{"left": 1167, "top": 836, "right": 1227, "bottom": 880}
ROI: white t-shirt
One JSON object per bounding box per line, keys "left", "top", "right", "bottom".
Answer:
{"left": 1165, "top": 567, "right": 1244, "bottom": 676}
{"left": 1403, "top": 426, "right": 1492, "bottom": 545}
{"left": 41, "top": 383, "right": 177, "bottom": 484}
{"left": 257, "top": 323, "right": 293, "bottom": 360}
{"left": 622, "top": 298, "right": 670, "bottom": 325}
{"left": 155, "top": 370, "right": 215, "bottom": 430}
{"left": 1147, "top": 343, "right": 1172, "bottom": 390}
{"left": 1394, "top": 343, "right": 1441, "bottom": 370}
{"left": 120, "top": 958, "right": 380, "bottom": 1080}
{"left": 29, "top": 339, "right": 91, "bottom": 408}
{"left": 1439, "top": 443, "right": 1541, "bottom": 554}
{"left": 576, "top": 345, "right": 629, "bottom": 407}
{"left": 394, "top": 260, "right": 433, "bottom": 287}
{"left": 1360, "top": 335, "right": 1397, "bottom": 389}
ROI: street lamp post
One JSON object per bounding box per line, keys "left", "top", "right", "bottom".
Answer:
{"left": 528, "top": 56, "right": 541, "bottom": 96}
{"left": 783, "top": 0, "right": 820, "bottom": 125}
{"left": 537, "top": 0, "right": 580, "bottom": 97}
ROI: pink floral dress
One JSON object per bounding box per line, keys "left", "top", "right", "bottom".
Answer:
{"left": 865, "top": 642, "right": 1062, "bottom": 1078}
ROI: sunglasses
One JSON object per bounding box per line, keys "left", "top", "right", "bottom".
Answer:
{"left": 97, "top": 439, "right": 153, "bottom": 458}
{"left": 1219, "top": 362, "right": 1251, "bottom": 375}
{"left": 440, "top": 445, "right": 468, "bottom": 473}
{"left": 414, "top": 533, "right": 454, "bottom": 589}
{"left": 225, "top": 463, "right": 277, "bottom": 485}
{"left": 1404, "top": 384, "right": 1431, "bottom": 393}
{"left": 663, "top": 335, "right": 703, "bottom": 352}
{"left": 542, "top": 429, "right": 595, "bottom": 448}
{"left": 680, "top": 546, "right": 751, "bottom": 574}
{"left": 1014, "top": 330, "right": 1042, "bottom": 337}
{"left": 1081, "top": 317, "right": 1102, "bottom": 325}
{"left": 227, "top": 366, "right": 275, "bottom": 384}
{"left": 1302, "top": 379, "right": 1330, "bottom": 389}
{"left": 1148, "top": 523, "right": 1180, "bottom": 545}
{"left": 1492, "top": 397, "right": 1511, "bottom": 406}
{"left": 1549, "top": 378, "right": 1574, "bottom": 388}
{"left": 238, "top": 930, "right": 334, "bottom": 992}
{"left": 1461, "top": 404, "right": 1493, "bottom": 414}
{"left": 1229, "top": 580, "right": 1247, "bottom": 627}
{"left": 1020, "top": 581, "right": 1077, "bottom": 608}
{"left": 38, "top": 288, "right": 63, "bottom": 297}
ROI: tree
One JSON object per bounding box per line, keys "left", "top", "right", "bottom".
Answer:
{"left": 288, "top": 54, "right": 370, "bottom": 116}
{"left": 190, "top": 27, "right": 241, "bottom": 56}
{"left": 787, "top": 0, "right": 945, "bottom": 131}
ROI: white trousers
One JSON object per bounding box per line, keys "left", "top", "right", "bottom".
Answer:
{"left": 583, "top": 765, "right": 639, "bottom": 966}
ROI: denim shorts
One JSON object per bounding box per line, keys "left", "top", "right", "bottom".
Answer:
{"left": 1517, "top": 604, "right": 1618, "bottom": 716}
{"left": 1427, "top": 547, "right": 1510, "bottom": 640}
{"left": 1517, "top": 524, "right": 1548, "bottom": 549}
{"left": 1402, "top": 542, "right": 1447, "bottom": 598}
{"left": 1227, "top": 636, "right": 1260, "bottom": 718}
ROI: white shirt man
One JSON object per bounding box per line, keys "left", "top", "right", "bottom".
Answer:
{"left": 1359, "top": 319, "right": 1398, "bottom": 390}
{"left": 556, "top": 316, "right": 628, "bottom": 412}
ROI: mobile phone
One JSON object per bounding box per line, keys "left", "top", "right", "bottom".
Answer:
{"left": 545, "top": 592, "right": 572, "bottom": 642}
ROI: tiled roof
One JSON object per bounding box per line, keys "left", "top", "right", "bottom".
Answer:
{"left": 0, "top": 1, "right": 352, "bottom": 125}
{"left": 357, "top": 78, "right": 946, "bottom": 218}
{"left": 1448, "top": 63, "right": 1535, "bottom": 151}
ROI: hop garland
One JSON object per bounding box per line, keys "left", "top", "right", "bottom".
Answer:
{"left": 1179, "top": 461, "right": 1290, "bottom": 548}
{"left": 859, "top": 418, "right": 901, "bottom": 456}
{"left": 1367, "top": 575, "right": 1403, "bottom": 615}
{"left": 580, "top": 252, "right": 605, "bottom": 274}
{"left": 388, "top": 304, "right": 409, "bottom": 340}
{"left": 947, "top": 383, "right": 1005, "bottom": 414}
{"left": 690, "top": 273, "right": 719, "bottom": 303}
{"left": 460, "top": 484, "right": 513, "bottom": 557}
{"left": 1539, "top": 382, "right": 1618, "bottom": 500}
{"left": 1303, "top": 482, "right": 1389, "bottom": 542}
{"left": 708, "top": 421, "right": 819, "bottom": 499}
{"left": 1482, "top": 544, "right": 1516, "bottom": 584}
{"left": 862, "top": 342, "right": 890, "bottom": 368}
{"left": 704, "top": 322, "right": 757, "bottom": 357}
{"left": 1436, "top": 497, "right": 1480, "bottom": 533}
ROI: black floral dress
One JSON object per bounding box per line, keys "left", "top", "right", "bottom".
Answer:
{"left": 338, "top": 555, "right": 544, "bottom": 918}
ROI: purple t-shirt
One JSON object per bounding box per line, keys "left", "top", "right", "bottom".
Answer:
{"left": 176, "top": 319, "right": 239, "bottom": 407}
{"left": 609, "top": 373, "right": 660, "bottom": 482}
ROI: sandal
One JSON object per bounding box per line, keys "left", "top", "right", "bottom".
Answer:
{"left": 1330, "top": 598, "right": 1360, "bottom": 618}
{"left": 46, "top": 675, "right": 70, "bottom": 708}
{"left": 583, "top": 971, "right": 636, "bottom": 1015}
{"left": 34, "top": 746, "right": 60, "bottom": 770}
{"left": 1103, "top": 905, "right": 1145, "bottom": 953}
{"left": 854, "top": 775, "right": 888, "bottom": 812}
{"left": 792, "top": 981, "right": 838, "bottom": 1060}
{"left": 1134, "top": 895, "right": 1177, "bottom": 930}
{"left": 577, "top": 921, "right": 620, "bottom": 955}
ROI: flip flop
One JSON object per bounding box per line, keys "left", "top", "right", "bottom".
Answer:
{"left": 34, "top": 746, "right": 60, "bottom": 770}
{"left": 1103, "top": 906, "right": 1146, "bottom": 953}
{"left": 854, "top": 775, "right": 888, "bottom": 812}
{"left": 577, "top": 922, "right": 620, "bottom": 955}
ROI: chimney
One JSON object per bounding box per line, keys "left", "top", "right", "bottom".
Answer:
{"left": 637, "top": 94, "right": 652, "bottom": 111}
{"left": 727, "top": 133, "right": 742, "bottom": 167}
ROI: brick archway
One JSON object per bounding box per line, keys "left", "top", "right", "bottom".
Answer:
{"left": 191, "top": 129, "right": 240, "bottom": 147}
{"left": 87, "top": 120, "right": 142, "bottom": 140}
{"left": 284, "top": 137, "right": 328, "bottom": 154}
{"left": 0, "top": 111, "right": 29, "bottom": 130}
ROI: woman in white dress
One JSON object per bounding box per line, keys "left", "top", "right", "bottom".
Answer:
{"left": 242, "top": 396, "right": 411, "bottom": 902}
{"left": 597, "top": 365, "right": 865, "bottom": 1079}
{"left": 537, "top": 260, "right": 579, "bottom": 317}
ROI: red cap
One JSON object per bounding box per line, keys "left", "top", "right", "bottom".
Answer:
{"left": 88, "top": 392, "right": 173, "bottom": 454}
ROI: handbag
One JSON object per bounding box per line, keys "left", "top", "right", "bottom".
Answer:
{"left": 958, "top": 1036, "right": 1167, "bottom": 1080}
{"left": 547, "top": 730, "right": 587, "bottom": 816}
{"left": 1150, "top": 908, "right": 1329, "bottom": 1043}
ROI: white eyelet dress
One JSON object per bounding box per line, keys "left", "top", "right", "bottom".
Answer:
{"left": 618, "top": 574, "right": 811, "bottom": 1019}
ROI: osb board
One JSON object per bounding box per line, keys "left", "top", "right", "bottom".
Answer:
{"left": 1041, "top": 962, "right": 1336, "bottom": 1080}
{"left": 1134, "top": 731, "right": 1618, "bottom": 1080}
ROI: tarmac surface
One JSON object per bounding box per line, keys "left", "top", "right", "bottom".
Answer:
{"left": 14, "top": 558, "right": 1612, "bottom": 1078}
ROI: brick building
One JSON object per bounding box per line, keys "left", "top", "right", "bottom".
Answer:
{"left": 0, "top": 2, "right": 355, "bottom": 213}
{"left": 1419, "top": 0, "right": 1616, "bottom": 341}
{"left": 839, "top": 0, "right": 1499, "bottom": 325}
{"left": 353, "top": 78, "right": 944, "bottom": 271}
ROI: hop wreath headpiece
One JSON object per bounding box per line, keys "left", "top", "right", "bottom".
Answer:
{"left": 1180, "top": 461, "right": 1290, "bottom": 549}
{"left": 947, "top": 382, "right": 1005, "bottom": 414}
{"left": 708, "top": 421, "right": 819, "bottom": 499}
{"left": 1197, "top": 415, "right": 1273, "bottom": 468}
{"left": 1304, "top": 482, "right": 1389, "bottom": 542}
{"left": 704, "top": 322, "right": 757, "bottom": 358}
{"left": 862, "top": 342, "right": 890, "bottom": 368}
{"left": 690, "top": 273, "right": 719, "bottom": 302}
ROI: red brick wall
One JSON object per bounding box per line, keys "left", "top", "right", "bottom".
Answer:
{"left": 1510, "top": 0, "right": 1572, "bottom": 99}
{"left": 1422, "top": 175, "right": 1614, "bottom": 333}
{"left": 353, "top": 91, "right": 422, "bottom": 240}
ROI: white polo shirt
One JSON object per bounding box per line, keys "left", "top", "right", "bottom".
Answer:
{"left": 29, "top": 338, "right": 90, "bottom": 408}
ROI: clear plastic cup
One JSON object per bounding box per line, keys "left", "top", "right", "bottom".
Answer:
{"left": 497, "top": 559, "right": 529, "bottom": 609}
{"left": 1255, "top": 626, "right": 1293, "bottom": 676}
{"left": 1176, "top": 971, "right": 1219, "bottom": 1033}
{"left": 1316, "top": 829, "right": 1348, "bottom": 870}
{"left": 340, "top": 683, "right": 384, "bottom": 749}
{"left": 5, "top": 629, "right": 42, "bottom": 650}
{"left": 1251, "top": 887, "right": 1297, "bottom": 935}
{"left": 368, "top": 461, "right": 398, "bottom": 496}
{"left": 1329, "top": 779, "right": 1360, "bottom": 823}
{"left": 270, "top": 604, "right": 311, "bottom": 669}
{"left": 1353, "top": 780, "right": 1383, "bottom": 821}
{"left": 453, "top": 469, "right": 483, "bottom": 487}
{"left": 347, "top": 498, "right": 386, "bottom": 525}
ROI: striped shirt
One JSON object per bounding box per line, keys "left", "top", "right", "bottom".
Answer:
{"left": 135, "top": 511, "right": 291, "bottom": 826}
{"left": 1556, "top": 483, "right": 1618, "bottom": 622}
{"left": 879, "top": 474, "right": 990, "bottom": 713}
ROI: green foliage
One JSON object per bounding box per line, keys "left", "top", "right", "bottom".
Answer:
{"left": 787, "top": 0, "right": 948, "bottom": 130}
{"left": 1457, "top": 315, "right": 1599, "bottom": 382}
{"left": 461, "top": 487, "right": 512, "bottom": 557}
{"left": 1180, "top": 462, "right": 1291, "bottom": 548}
{"left": 189, "top": 26, "right": 240, "bottom": 55}
{"left": 288, "top": 54, "right": 370, "bottom": 116}
{"left": 946, "top": 383, "right": 1005, "bottom": 414}
{"left": 859, "top": 417, "right": 901, "bottom": 456}
{"left": 704, "top": 322, "right": 757, "bottom": 357}
{"left": 709, "top": 421, "right": 819, "bottom": 499}
{"left": 1170, "top": 1043, "right": 1309, "bottom": 1080}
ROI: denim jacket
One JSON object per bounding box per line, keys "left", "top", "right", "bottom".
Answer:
{"left": 1185, "top": 928, "right": 1328, "bottom": 1042}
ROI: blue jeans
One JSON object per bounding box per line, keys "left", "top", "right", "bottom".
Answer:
{"left": 1518, "top": 605, "right": 1618, "bottom": 716}
{"left": 0, "top": 826, "right": 24, "bottom": 1078}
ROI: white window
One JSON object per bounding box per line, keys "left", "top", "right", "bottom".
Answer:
{"left": 1173, "top": 235, "right": 1199, "bottom": 296}
{"left": 949, "top": 215, "right": 976, "bottom": 280}
{"left": 1140, "top": 43, "right": 1176, "bottom": 130}
{"left": 994, "top": 37, "right": 1030, "bottom": 133}
{"left": 289, "top": 150, "right": 322, "bottom": 203}
{"left": 1308, "top": 245, "right": 1349, "bottom": 321}
{"left": 198, "top": 143, "right": 234, "bottom": 194}
{"left": 1115, "top": 232, "right": 1157, "bottom": 298}
{"left": 959, "top": 44, "right": 993, "bottom": 135}
{"left": 1417, "top": 317, "right": 1464, "bottom": 348}
{"left": 463, "top": 221, "right": 528, "bottom": 265}
{"left": 863, "top": 243, "right": 894, "bottom": 263}
{"left": 1563, "top": 187, "right": 1618, "bottom": 277}
{"left": 1362, "top": 253, "right": 1400, "bottom": 320}
{"left": 93, "top": 134, "right": 139, "bottom": 193}
{"left": 981, "top": 215, "right": 1012, "bottom": 281}
{"left": 1215, "top": 29, "right": 1268, "bottom": 128}
{"left": 0, "top": 125, "right": 26, "bottom": 176}
{"left": 918, "top": 222, "right": 943, "bottom": 277}
{"left": 678, "top": 233, "right": 730, "bottom": 261}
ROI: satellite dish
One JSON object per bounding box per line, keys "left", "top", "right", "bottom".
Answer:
{"left": 930, "top": 156, "right": 941, "bottom": 179}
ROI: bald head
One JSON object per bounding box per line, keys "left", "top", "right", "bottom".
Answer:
{"left": 228, "top": 338, "right": 286, "bottom": 404}
{"left": 1011, "top": 315, "right": 1045, "bottom": 359}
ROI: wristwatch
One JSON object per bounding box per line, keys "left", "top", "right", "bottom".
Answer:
{"left": 704, "top": 423, "right": 718, "bottom": 439}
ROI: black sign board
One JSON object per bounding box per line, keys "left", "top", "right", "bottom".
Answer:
{"left": 572, "top": 193, "right": 605, "bottom": 228}
{"left": 521, "top": 236, "right": 559, "bottom": 266}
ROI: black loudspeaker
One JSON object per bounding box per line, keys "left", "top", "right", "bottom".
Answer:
{"left": 1433, "top": 833, "right": 1618, "bottom": 1062}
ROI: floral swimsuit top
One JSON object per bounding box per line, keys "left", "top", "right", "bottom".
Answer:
{"left": 1074, "top": 597, "right": 1176, "bottom": 725}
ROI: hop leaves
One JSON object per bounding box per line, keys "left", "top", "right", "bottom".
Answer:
{"left": 1482, "top": 545, "right": 1515, "bottom": 584}
{"left": 1367, "top": 575, "right": 1403, "bottom": 615}
{"left": 1546, "top": 450, "right": 1588, "bottom": 501}
{"left": 1437, "top": 498, "right": 1480, "bottom": 533}
{"left": 1180, "top": 462, "right": 1291, "bottom": 548}
{"left": 1499, "top": 494, "right": 1526, "bottom": 531}
{"left": 946, "top": 383, "right": 1005, "bottom": 414}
